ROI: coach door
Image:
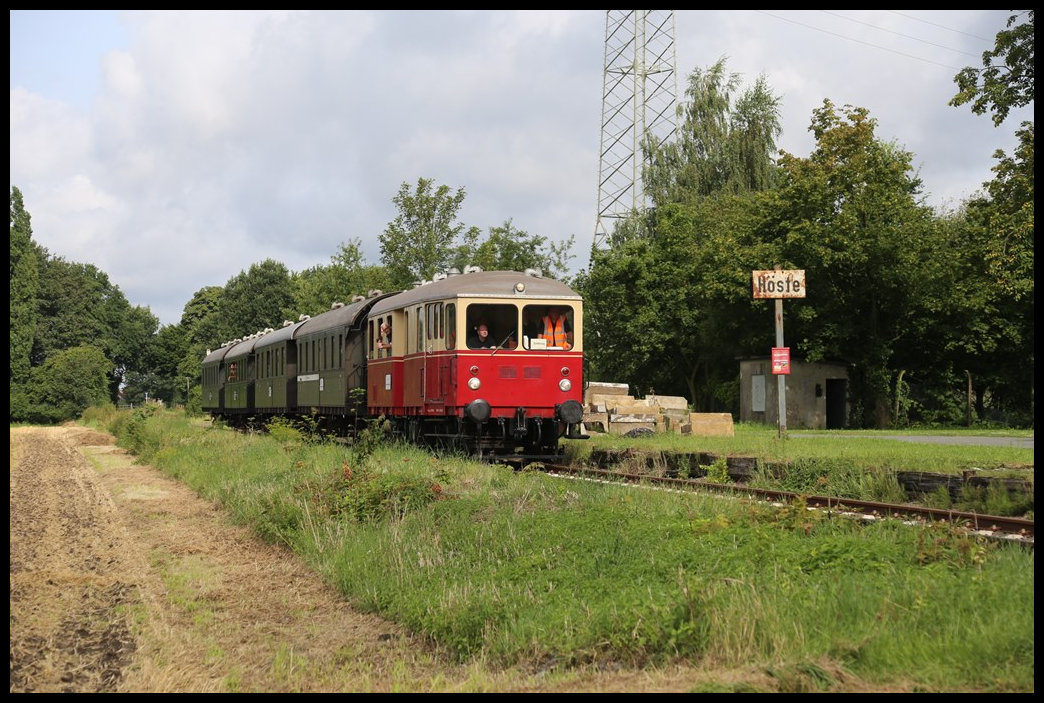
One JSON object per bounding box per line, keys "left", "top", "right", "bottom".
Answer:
{"left": 424, "top": 301, "right": 448, "bottom": 407}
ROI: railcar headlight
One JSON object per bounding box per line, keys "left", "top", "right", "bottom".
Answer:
{"left": 468, "top": 377, "right": 481, "bottom": 390}
{"left": 558, "top": 378, "right": 572, "bottom": 392}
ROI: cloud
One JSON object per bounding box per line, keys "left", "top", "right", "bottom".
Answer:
{"left": 10, "top": 10, "right": 1031, "bottom": 327}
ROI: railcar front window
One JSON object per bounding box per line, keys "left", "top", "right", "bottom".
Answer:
{"left": 465, "top": 303, "right": 519, "bottom": 350}
{"left": 522, "top": 304, "right": 574, "bottom": 350}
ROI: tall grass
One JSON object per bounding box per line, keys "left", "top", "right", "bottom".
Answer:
{"left": 106, "top": 410, "right": 1034, "bottom": 692}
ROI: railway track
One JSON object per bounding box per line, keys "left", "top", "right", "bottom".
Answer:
{"left": 517, "top": 461, "right": 1034, "bottom": 546}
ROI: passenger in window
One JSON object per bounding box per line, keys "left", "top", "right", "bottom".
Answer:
{"left": 377, "top": 321, "right": 392, "bottom": 356}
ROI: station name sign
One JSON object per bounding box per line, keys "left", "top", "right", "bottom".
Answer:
{"left": 752, "top": 269, "right": 806, "bottom": 299}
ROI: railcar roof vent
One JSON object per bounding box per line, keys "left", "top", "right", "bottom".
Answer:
{"left": 524, "top": 268, "right": 543, "bottom": 278}
{"left": 368, "top": 289, "right": 383, "bottom": 297}
{"left": 447, "top": 267, "right": 461, "bottom": 276}
{"left": 413, "top": 280, "right": 425, "bottom": 288}
{"left": 283, "top": 320, "right": 293, "bottom": 327}
{"left": 464, "top": 265, "right": 483, "bottom": 274}
{"left": 298, "top": 314, "right": 310, "bottom": 321}
{"left": 264, "top": 327, "right": 274, "bottom": 334}
{"left": 351, "top": 295, "right": 365, "bottom": 303}
{"left": 206, "top": 349, "right": 211, "bottom": 356}
{"left": 433, "top": 272, "right": 448, "bottom": 282}
{"left": 331, "top": 302, "right": 344, "bottom": 309}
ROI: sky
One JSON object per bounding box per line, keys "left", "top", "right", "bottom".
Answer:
{"left": 10, "top": 10, "right": 1032, "bottom": 327}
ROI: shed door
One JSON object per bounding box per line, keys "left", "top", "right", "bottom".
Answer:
{"left": 826, "top": 378, "right": 846, "bottom": 429}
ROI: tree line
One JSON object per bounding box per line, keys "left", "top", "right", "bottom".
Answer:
{"left": 9, "top": 178, "right": 574, "bottom": 422}
{"left": 9, "top": 11, "right": 1032, "bottom": 428}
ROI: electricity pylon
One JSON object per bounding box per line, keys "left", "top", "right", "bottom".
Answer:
{"left": 594, "top": 10, "right": 678, "bottom": 251}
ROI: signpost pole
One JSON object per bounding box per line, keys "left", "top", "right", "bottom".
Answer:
{"left": 752, "top": 268, "right": 804, "bottom": 440}
{"left": 775, "top": 298, "right": 786, "bottom": 438}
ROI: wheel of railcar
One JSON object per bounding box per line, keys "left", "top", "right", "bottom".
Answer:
{"left": 407, "top": 418, "right": 423, "bottom": 446}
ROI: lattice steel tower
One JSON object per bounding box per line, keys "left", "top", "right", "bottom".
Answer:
{"left": 594, "top": 10, "right": 678, "bottom": 250}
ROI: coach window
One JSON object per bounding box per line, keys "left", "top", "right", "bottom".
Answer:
{"left": 415, "top": 306, "right": 423, "bottom": 353}
{"left": 446, "top": 303, "right": 456, "bottom": 349}
{"left": 426, "top": 302, "right": 444, "bottom": 347}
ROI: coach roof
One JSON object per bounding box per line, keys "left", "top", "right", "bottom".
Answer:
{"left": 294, "top": 292, "right": 396, "bottom": 338}
{"left": 369, "top": 270, "right": 580, "bottom": 317}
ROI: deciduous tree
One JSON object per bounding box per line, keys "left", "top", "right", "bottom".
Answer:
{"left": 214, "top": 259, "right": 295, "bottom": 343}
{"left": 451, "top": 220, "right": 575, "bottom": 281}
{"left": 644, "top": 57, "right": 782, "bottom": 206}
{"left": 379, "top": 178, "right": 475, "bottom": 289}
{"left": 770, "top": 101, "right": 934, "bottom": 427}
{"left": 289, "top": 238, "right": 392, "bottom": 318}
{"left": 29, "top": 345, "right": 112, "bottom": 423}
{"left": 950, "top": 10, "right": 1034, "bottom": 126}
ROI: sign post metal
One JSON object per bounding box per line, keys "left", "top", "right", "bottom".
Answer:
{"left": 752, "top": 269, "right": 805, "bottom": 438}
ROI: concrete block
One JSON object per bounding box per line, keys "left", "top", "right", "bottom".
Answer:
{"left": 608, "top": 413, "right": 658, "bottom": 435}
{"left": 582, "top": 411, "right": 608, "bottom": 432}
{"left": 645, "top": 394, "right": 690, "bottom": 411}
{"left": 682, "top": 413, "right": 735, "bottom": 437}
{"left": 585, "top": 382, "right": 630, "bottom": 404}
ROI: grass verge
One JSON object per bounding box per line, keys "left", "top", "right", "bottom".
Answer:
{"left": 104, "top": 409, "right": 1034, "bottom": 692}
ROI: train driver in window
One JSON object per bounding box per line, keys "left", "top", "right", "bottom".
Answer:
{"left": 540, "top": 306, "right": 573, "bottom": 350}
{"left": 467, "top": 322, "right": 495, "bottom": 349}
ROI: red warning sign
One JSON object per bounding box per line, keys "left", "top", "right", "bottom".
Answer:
{"left": 772, "top": 347, "right": 791, "bottom": 375}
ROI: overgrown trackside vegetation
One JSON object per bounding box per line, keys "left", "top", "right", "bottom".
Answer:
{"left": 568, "top": 427, "right": 1034, "bottom": 518}
{"left": 104, "top": 409, "right": 1034, "bottom": 693}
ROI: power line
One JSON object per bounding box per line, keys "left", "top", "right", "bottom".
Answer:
{"left": 820, "top": 10, "right": 980, "bottom": 57}
{"left": 755, "top": 10, "right": 967, "bottom": 71}
{"left": 885, "top": 10, "right": 991, "bottom": 42}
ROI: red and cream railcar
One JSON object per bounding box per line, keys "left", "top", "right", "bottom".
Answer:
{"left": 366, "top": 268, "right": 586, "bottom": 458}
